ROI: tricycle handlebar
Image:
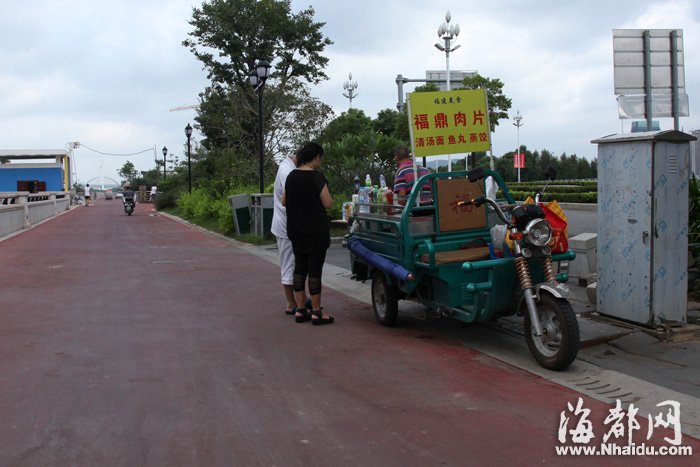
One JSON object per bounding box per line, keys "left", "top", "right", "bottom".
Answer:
{"left": 458, "top": 196, "right": 512, "bottom": 225}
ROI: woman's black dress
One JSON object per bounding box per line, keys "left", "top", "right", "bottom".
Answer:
{"left": 284, "top": 170, "right": 330, "bottom": 253}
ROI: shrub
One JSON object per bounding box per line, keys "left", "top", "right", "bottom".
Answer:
{"left": 506, "top": 191, "right": 597, "bottom": 203}
{"left": 155, "top": 189, "right": 180, "bottom": 210}
{"left": 177, "top": 188, "right": 213, "bottom": 220}
{"left": 214, "top": 197, "right": 235, "bottom": 235}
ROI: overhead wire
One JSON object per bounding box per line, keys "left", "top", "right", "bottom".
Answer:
{"left": 77, "top": 143, "right": 155, "bottom": 157}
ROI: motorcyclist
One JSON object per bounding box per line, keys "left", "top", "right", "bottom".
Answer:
{"left": 123, "top": 184, "right": 136, "bottom": 212}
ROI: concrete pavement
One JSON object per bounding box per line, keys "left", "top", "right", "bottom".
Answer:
{"left": 0, "top": 202, "right": 698, "bottom": 466}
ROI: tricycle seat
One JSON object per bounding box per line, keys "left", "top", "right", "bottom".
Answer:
{"left": 419, "top": 246, "right": 491, "bottom": 265}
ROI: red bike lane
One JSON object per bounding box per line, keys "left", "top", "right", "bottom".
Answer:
{"left": 0, "top": 202, "right": 696, "bottom": 466}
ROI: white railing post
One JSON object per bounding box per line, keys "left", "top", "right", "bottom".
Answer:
{"left": 17, "top": 193, "right": 30, "bottom": 228}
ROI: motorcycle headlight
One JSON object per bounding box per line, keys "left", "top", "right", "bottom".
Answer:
{"left": 524, "top": 218, "right": 552, "bottom": 246}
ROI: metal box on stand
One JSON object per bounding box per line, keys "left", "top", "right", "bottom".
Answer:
{"left": 592, "top": 130, "right": 696, "bottom": 326}
{"left": 250, "top": 193, "right": 274, "bottom": 238}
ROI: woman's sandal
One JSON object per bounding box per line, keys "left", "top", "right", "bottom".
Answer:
{"left": 311, "top": 308, "right": 334, "bottom": 326}
{"left": 286, "top": 298, "right": 312, "bottom": 316}
{"left": 294, "top": 308, "right": 311, "bottom": 323}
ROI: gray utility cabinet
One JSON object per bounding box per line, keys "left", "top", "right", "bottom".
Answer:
{"left": 592, "top": 130, "right": 696, "bottom": 326}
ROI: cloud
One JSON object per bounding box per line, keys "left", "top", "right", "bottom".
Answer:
{"left": 1, "top": 0, "right": 698, "bottom": 182}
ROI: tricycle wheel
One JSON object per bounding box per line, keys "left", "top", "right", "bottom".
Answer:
{"left": 524, "top": 293, "right": 579, "bottom": 371}
{"left": 371, "top": 272, "right": 399, "bottom": 327}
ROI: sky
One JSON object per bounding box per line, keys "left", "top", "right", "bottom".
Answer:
{"left": 1, "top": 0, "right": 699, "bottom": 185}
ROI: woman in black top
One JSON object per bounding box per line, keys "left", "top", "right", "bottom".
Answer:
{"left": 282, "top": 142, "right": 334, "bottom": 325}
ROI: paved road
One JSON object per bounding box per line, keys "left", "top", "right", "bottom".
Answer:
{"left": 1, "top": 203, "right": 696, "bottom": 466}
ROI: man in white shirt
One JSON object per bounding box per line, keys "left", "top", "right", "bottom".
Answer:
{"left": 84, "top": 184, "right": 92, "bottom": 206}
{"left": 150, "top": 185, "right": 158, "bottom": 203}
{"left": 271, "top": 151, "right": 310, "bottom": 315}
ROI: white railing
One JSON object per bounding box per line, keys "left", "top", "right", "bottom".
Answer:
{"left": 0, "top": 192, "right": 70, "bottom": 238}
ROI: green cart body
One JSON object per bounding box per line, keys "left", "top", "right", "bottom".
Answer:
{"left": 348, "top": 169, "right": 574, "bottom": 324}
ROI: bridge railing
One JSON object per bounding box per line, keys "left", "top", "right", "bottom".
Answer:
{"left": 0, "top": 192, "right": 70, "bottom": 238}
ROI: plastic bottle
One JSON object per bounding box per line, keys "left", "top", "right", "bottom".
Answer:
{"left": 373, "top": 186, "right": 380, "bottom": 213}
{"left": 379, "top": 174, "right": 386, "bottom": 188}
{"left": 365, "top": 174, "right": 372, "bottom": 187}
{"left": 385, "top": 189, "right": 394, "bottom": 215}
{"left": 358, "top": 187, "right": 369, "bottom": 213}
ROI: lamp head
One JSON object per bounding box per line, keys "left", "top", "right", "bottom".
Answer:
{"left": 256, "top": 59, "right": 271, "bottom": 80}
{"left": 249, "top": 69, "right": 259, "bottom": 87}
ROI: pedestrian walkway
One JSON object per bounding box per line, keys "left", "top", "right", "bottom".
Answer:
{"left": 0, "top": 202, "right": 697, "bottom": 466}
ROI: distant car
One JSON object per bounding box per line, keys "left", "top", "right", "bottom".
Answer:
{"left": 105, "top": 189, "right": 114, "bottom": 200}
{"left": 115, "top": 192, "right": 124, "bottom": 200}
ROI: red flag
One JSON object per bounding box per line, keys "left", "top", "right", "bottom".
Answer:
{"left": 513, "top": 152, "right": 525, "bottom": 168}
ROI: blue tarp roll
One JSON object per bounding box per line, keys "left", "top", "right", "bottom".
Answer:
{"left": 346, "top": 237, "right": 414, "bottom": 282}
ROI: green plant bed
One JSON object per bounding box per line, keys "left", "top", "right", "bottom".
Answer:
{"left": 503, "top": 190, "right": 597, "bottom": 203}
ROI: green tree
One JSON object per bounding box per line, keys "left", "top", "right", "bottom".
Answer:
{"left": 461, "top": 74, "right": 512, "bottom": 130}
{"left": 322, "top": 131, "right": 404, "bottom": 195}
{"left": 184, "top": 0, "right": 331, "bottom": 90}
{"left": 183, "top": 0, "right": 332, "bottom": 191}
{"left": 318, "top": 108, "right": 373, "bottom": 145}
{"left": 117, "top": 161, "right": 138, "bottom": 184}
{"left": 413, "top": 82, "right": 440, "bottom": 93}
{"left": 372, "top": 108, "right": 401, "bottom": 137}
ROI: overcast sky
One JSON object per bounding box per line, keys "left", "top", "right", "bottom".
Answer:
{"left": 1, "top": 0, "right": 698, "bottom": 185}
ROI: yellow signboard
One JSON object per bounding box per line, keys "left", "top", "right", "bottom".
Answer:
{"left": 406, "top": 89, "right": 491, "bottom": 157}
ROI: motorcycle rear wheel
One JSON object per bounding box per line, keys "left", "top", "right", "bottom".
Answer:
{"left": 524, "top": 293, "right": 579, "bottom": 371}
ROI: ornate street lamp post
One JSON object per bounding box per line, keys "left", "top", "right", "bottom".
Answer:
{"left": 249, "top": 59, "right": 272, "bottom": 194}
{"left": 161, "top": 146, "right": 168, "bottom": 181}
{"left": 185, "top": 123, "right": 193, "bottom": 193}
{"left": 342, "top": 73, "right": 358, "bottom": 108}
{"left": 435, "top": 11, "right": 460, "bottom": 91}
{"left": 435, "top": 11, "right": 461, "bottom": 170}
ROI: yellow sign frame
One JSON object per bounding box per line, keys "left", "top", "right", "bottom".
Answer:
{"left": 406, "top": 89, "right": 491, "bottom": 157}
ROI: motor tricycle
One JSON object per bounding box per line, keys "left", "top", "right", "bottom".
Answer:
{"left": 344, "top": 168, "right": 580, "bottom": 371}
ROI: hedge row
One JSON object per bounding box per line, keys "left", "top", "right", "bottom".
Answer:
{"left": 505, "top": 190, "right": 597, "bottom": 203}
{"left": 507, "top": 182, "right": 597, "bottom": 193}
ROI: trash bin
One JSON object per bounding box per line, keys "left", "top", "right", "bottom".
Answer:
{"left": 250, "top": 193, "right": 274, "bottom": 238}
{"left": 228, "top": 194, "right": 251, "bottom": 235}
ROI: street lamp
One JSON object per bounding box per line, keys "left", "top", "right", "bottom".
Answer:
{"left": 161, "top": 146, "right": 168, "bottom": 181}
{"left": 435, "top": 10, "right": 460, "bottom": 171}
{"left": 513, "top": 111, "right": 524, "bottom": 183}
{"left": 435, "top": 10, "right": 460, "bottom": 91}
{"left": 249, "top": 58, "right": 272, "bottom": 194}
{"left": 185, "top": 123, "right": 193, "bottom": 193}
{"left": 342, "top": 73, "right": 358, "bottom": 108}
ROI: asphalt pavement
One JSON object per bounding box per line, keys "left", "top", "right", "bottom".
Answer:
{"left": 0, "top": 202, "right": 698, "bottom": 466}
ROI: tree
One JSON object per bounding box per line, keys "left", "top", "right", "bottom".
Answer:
{"left": 117, "top": 161, "right": 138, "bottom": 184}
{"left": 461, "top": 74, "right": 512, "bottom": 131}
{"left": 322, "top": 131, "right": 404, "bottom": 195}
{"left": 184, "top": 0, "right": 331, "bottom": 91}
{"left": 183, "top": 0, "right": 333, "bottom": 190}
{"left": 318, "top": 108, "right": 373, "bottom": 145}
{"left": 373, "top": 109, "right": 401, "bottom": 137}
